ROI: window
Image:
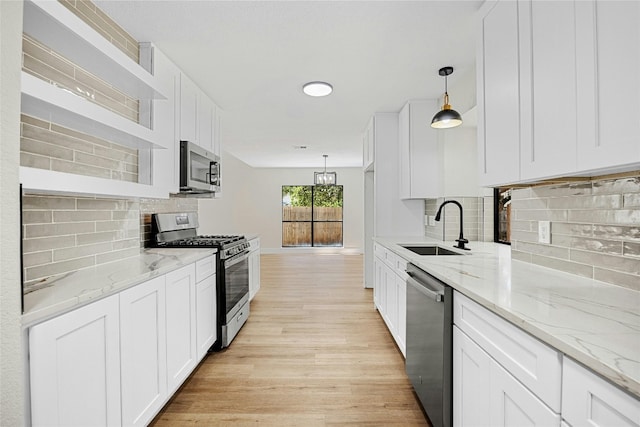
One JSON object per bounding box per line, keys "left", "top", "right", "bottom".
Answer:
{"left": 282, "top": 185, "right": 343, "bottom": 247}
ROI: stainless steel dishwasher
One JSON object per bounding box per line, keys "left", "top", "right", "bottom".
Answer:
{"left": 405, "top": 263, "right": 453, "bottom": 427}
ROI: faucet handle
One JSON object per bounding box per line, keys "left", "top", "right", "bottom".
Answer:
{"left": 455, "top": 238, "right": 470, "bottom": 251}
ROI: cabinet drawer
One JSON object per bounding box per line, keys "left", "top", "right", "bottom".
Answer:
{"left": 394, "top": 255, "right": 408, "bottom": 280}
{"left": 454, "top": 291, "right": 562, "bottom": 412}
{"left": 195, "top": 254, "right": 216, "bottom": 282}
{"left": 562, "top": 357, "right": 640, "bottom": 427}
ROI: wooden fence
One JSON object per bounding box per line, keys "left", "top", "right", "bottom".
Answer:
{"left": 282, "top": 206, "right": 343, "bottom": 247}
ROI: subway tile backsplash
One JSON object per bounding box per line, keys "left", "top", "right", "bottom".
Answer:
{"left": 511, "top": 175, "right": 640, "bottom": 291}
{"left": 22, "top": 194, "right": 140, "bottom": 290}
{"left": 21, "top": 0, "right": 143, "bottom": 183}
{"left": 22, "top": 194, "right": 199, "bottom": 292}
{"left": 21, "top": 114, "right": 139, "bottom": 182}
{"left": 424, "top": 197, "right": 494, "bottom": 244}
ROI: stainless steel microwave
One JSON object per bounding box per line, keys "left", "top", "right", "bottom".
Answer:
{"left": 179, "top": 141, "right": 220, "bottom": 195}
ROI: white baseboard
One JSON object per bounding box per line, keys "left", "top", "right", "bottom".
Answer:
{"left": 261, "top": 247, "right": 364, "bottom": 255}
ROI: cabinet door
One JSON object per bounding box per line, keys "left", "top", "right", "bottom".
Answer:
{"left": 519, "top": 0, "right": 577, "bottom": 180}
{"left": 454, "top": 326, "right": 492, "bottom": 427}
{"left": 384, "top": 265, "right": 398, "bottom": 336}
{"left": 179, "top": 73, "right": 198, "bottom": 143}
{"left": 197, "top": 94, "right": 214, "bottom": 152}
{"left": 213, "top": 104, "right": 222, "bottom": 158}
{"left": 196, "top": 274, "right": 217, "bottom": 360}
{"left": 562, "top": 358, "right": 640, "bottom": 427}
{"left": 165, "top": 264, "right": 197, "bottom": 394}
{"left": 249, "top": 250, "right": 261, "bottom": 301}
{"left": 120, "top": 276, "right": 167, "bottom": 427}
{"left": 396, "top": 274, "right": 407, "bottom": 357}
{"left": 399, "top": 100, "right": 440, "bottom": 199}
{"left": 490, "top": 360, "right": 561, "bottom": 427}
{"left": 576, "top": 1, "right": 640, "bottom": 171}
{"left": 477, "top": 0, "right": 521, "bottom": 187}
{"left": 373, "top": 257, "right": 386, "bottom": 312}
{"left": 150, "top": 46, "right": 179, "bottom": 194}
{"left": 29, "top": 295, "right": 121, "bottom": 427}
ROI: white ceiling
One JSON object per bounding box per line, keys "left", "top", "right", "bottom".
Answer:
{"left": 95, "top": 0, "right": 482, "bottom": 168}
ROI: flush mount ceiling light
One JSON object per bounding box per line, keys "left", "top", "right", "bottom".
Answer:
{"left": 431, "top": 66, "right": 463, "bottom": 129}
{"left": 314, "top": 154, "right": 337, "bottom": 185}
{"left": 303, "top": 81, "right": 333, "bottom": 97}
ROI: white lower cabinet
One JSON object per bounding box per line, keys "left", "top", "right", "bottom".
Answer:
{"left": 29, "top": 295, "right": 121, "bottom": 427}
{"left": 562, "top": 357, "right": 640, "bottom": 427}
{"left": 453, "top": 326, "right": 492, "bottom": 427}
{"left": 29, "top": 256, "right": 215, "bottom": 426}
{"left": 373, "top": 244, "right": 407, "bottom": 357}
{"left": 453, "top": 290, "right": 562, "bottom": 427}
{"left": 384, "top": 266, "right": 398, "bottom": 336}
{"left": 454, "top": 290, "right": 640, "bottom": 427}
{"left": 248, "top": 238, "right": 261, "bottom": 301}
{"left": 490, "top": 358, "right": 561, "bottom": 426}
{"left": 120, "top": 276, "right": 167, "bottom": 427}
{"left": 396, "top": 275, "right": 406, "bottom": 356}
{"left": 195, "top": 274, "right": 217, "bottom": 360}
{"left": 165, "top": 264, "right": 197, "bottom": 394}
{"left": 453, "top": 326, "right": 560, "bottom": 427}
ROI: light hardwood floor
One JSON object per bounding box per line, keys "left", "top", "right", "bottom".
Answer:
{"left": 151, "top": 253, "right": 429, "bottom": 426}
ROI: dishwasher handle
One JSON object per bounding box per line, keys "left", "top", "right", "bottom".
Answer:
{"left": 406, "top": 274, "right": 444, "bottom": 302}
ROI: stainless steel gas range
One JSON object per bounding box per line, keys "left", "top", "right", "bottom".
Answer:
{"left": 151, "top": 212, "right": 250, "bottom": 349}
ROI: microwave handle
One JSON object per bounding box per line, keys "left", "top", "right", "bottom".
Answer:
{"left": 208, "top": 161, "right": 214, "bottom": 185}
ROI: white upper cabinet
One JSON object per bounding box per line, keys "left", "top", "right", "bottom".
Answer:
{"left": 519, "top": 0, "right": 578, "bottom": 181}
{"left": 149, "top": 45, "right": 180, "bottom": 194}
{"left": 477, "top": 0, "right": 640, "bottom": 187}
{"left": 179, "top": 73, "right": 199, "bottom": 144}
{"left": 477, "top": 0, "right": 521, "bottom": 187}
{"left": 197, "top": 93, "right": 215, "bottom": 153}
{"left": 179, "top": 72, "right": 221, "bottom": 155}
{"left": 575, "top": 1, "right": 640, "bottom": 172}
{"left": 399, "top": 100, "right": 441, "bottom": 199}
{"left": 213, "top": 104, "right": 222, "bottom": 158}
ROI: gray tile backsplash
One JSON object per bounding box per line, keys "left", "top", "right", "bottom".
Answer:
{"left": 424, "top": 196, "right": 494, "bottom": 244}
{"left": 22, "top": 194, "right": 140, "bottom": 289}
{"left": 511, "top": 175, "right": 640, "bottom": 291}
{"left": 22, "top": 194, "right": 199, "bottom": 292}
{"left": 21, "top": 0, "right": 144, "bottom": 182}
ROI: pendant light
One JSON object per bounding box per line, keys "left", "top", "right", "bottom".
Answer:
{"left": 314, "top": 154, "right": 337, "bottom": 185}
{"left": 431, "top": 66, "right": 463, "bottom": 129}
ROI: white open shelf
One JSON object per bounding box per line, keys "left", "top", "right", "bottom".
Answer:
{"left": 23, "top": 0, "right": 165, "bottom": 100}
{"left": 21, "top": 72, "right": 168, "bottom": 151}
{"left": 21, "top": 167, "right": 169, "bottom": 200}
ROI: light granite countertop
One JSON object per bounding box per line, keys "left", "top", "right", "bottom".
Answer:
{"left": 375, "top": 236, "right": 640, "bottom": 398}
{"left": 22, "top": 248, "right": 216, "bottom": 327}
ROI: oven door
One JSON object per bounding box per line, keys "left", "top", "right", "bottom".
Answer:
{"left": 224, "top": 251, "right": 249, "bottom": 322}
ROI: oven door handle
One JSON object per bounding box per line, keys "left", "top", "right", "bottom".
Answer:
{"left": 225, "top": 251, "right": 249, "bottom": 267}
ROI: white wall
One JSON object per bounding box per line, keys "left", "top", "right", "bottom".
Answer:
{"left": 1, "top": 1, "right": 25, "bottom": 424}
{"left": 198, "top": 152, "right": 364, "bottom": 253}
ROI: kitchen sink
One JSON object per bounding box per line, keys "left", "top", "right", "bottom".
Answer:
{"left": 400, "top": 245, "right": 462, "bottom": 256}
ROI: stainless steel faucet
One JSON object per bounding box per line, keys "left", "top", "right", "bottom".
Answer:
{"left": 435, "top": 200, "right": 470, "bottom": 251}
